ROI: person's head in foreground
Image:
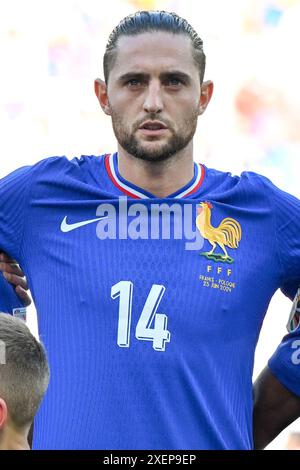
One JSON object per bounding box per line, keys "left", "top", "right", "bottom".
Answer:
{"left": 0, "top": 313, "right": 49, "bottom": 450}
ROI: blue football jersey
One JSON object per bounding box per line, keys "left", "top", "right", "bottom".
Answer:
{"left": 0, "top": 152, "right": 300, "bottom": 450}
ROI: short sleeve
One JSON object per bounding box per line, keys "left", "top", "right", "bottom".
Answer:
{"left": 268, "top": 329, "right": 300, "bottom": 397}
{"left": 268, "top": 287, "right": 300, "bottom": 397}
{"left": 0, "top": 165, "right": 35, "bottom": 259}
{"left": 275, "top": 190, "right": 300, "bottom": 298}
{"left": 260, "top": 176, "right": 300, "bottom": 300}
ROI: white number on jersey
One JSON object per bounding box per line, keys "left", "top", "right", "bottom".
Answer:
{"left": 111, "top": 282, "right": 171, "bottom": 352}
{"left": 111, "top": 281, "right": 133, "bottom": 348}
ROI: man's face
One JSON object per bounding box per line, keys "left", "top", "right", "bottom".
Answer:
{"left": 105, "top": 32, "right": 206, "bottom": 162}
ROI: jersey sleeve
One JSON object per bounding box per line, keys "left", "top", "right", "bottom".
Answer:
{"left": 261, "top": 176, "right": 300, "bottom": 300}
{"left": 268, "top": 287, "right": 300, "bottom": 397}
{"left": 268, "top": 329, "right": 300, "bottom": 397}
{"left": 0, "top": 165, "right": 37, "bottom": 260}
{"left": 248, "top": 176, "right": 300, "bottom": 396}
{"left": 274, "top": 189, "right": 300, "bottom": 299}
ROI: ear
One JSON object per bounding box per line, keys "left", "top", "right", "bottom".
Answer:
{"left": 94, "top": 78, "right": 111, "bottom": 115}
{"left": 0, "top": 398, "right": 8, "bottom": 429}
{"left": 198, "top": 80, "right": 214, "bottom": 115}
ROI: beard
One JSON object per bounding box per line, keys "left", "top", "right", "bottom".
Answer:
{"left": 110, "top": 110, "right": 198, "bottom": 163}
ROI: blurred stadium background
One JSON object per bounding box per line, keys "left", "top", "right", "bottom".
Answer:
{"left": 0, "top": 0, "right": 299, "bottom": 449}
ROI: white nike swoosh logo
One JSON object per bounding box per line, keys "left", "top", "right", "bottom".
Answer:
{"left": 60, "top": 215, "right": 108, "bottom": 233}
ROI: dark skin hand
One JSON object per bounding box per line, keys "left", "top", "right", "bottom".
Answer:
{"left": 253, "top": 366, "right": 300, "bottom": 449}
{"left": 0, "top": 251, "right": 31, "bottom": 306}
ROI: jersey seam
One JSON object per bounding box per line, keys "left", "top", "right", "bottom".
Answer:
{"left": 262, "top": 178, "right": 286, "bottom": 286}
{"left": 18, "top": 160, "right": 49, "bottom": 260}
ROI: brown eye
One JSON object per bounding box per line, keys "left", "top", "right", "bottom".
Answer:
{"left": 127, "top": 79, "right": 141, "bottom": 87}
{"left": 165, "top": 77, "right": 184, "bottom": 88}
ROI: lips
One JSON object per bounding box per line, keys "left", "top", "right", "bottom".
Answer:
{"left": 138, "top": 121, "right": 169, "bottom": 137}
{"left": 139, "top": 121, "right": 168, "bottom": 130}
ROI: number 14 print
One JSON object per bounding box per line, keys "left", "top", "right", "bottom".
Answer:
{"left": 111, "top": 281, "right": 171, "bottom": 352}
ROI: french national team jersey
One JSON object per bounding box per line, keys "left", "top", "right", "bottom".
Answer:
{"left": 0, "top": 153, "right": 300, "bottom": 450}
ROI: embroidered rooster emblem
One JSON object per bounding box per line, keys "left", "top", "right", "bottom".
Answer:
{"left": 196, "top": 202, "right": 242, "bottom": 263}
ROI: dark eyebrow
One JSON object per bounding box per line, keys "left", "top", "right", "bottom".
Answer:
{"left": 118, "top": 71, "right": 192, "bottom": 84}
{"left": 160, "top": 71, "right": 191, "bottom": 84}
{"left": 118, "top": 73, "right": 149, "bottom": 83}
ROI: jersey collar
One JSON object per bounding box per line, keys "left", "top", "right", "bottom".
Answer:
{"left": 105, "top": 152, "right": 205, "bottom": 199}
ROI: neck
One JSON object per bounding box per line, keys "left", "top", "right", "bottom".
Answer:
{"left": 0, "top": 424, "right": 30, "bottom": 450}
{"left": 117, "top": 142, "right": 194, "bottom": 198}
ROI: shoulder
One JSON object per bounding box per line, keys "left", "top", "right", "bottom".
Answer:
{"left": 204, "top": 166, "right": 300, "bottom": 212}
{"left": 240, "top": 172, "right": 300, "bottom": 218}
{"left": 27, "top": 154, "right": 106, "bottom": 179}
{"left": 29, "top": 154, "right": 105, "bottom": 169}
{"left": 234, "top": 170, "right": 299, "bottom": 205}
{"left": 240, "top": 171, "right": 280, "bottom": 190}
{"left": 203, "top": 166, "right": 277, "bottom": 200}
{"left": 30, "top": 155, "right": 81, "bottom": 173}
{"left": 206, "top": 167, "right": 285, "bottom": 190}
{"left": 240, "top": 171, "right": 297, "bottom": 197}
{"left": 203, "top": 166, "right": 274, "bottom": 190}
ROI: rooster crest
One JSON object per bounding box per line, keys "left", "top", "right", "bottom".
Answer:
{"left": 196, "top": 202, "right": 242, "bottom": 263}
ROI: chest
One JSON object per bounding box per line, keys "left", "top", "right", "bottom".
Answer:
{"left": 22, "top": 196, "right": 280, "bottom": 351}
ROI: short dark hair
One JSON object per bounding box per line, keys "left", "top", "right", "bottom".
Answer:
{"left": 0, "top": 313, "right": 49, "bottom": 429}
{"left": 103, "top": 10, "right": 206, "bottom": 84}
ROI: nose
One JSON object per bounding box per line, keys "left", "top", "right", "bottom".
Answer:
{"left": 143, "top": 81, "right": 163, "bottom": 114}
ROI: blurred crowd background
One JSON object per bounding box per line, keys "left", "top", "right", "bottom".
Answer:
{"left": 0, "top": 0, "right": 299, "bottom": 449}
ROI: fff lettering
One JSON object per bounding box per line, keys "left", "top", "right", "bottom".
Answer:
{"left": 207, "top": 265, "right": 232, "bottom": 276}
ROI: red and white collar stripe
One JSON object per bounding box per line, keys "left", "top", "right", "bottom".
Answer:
{"left": 105, "top": 153, "right": 204, "bottom": 199}
{"left": 175, "top": 164, "right": 205, "bottom": 198}
{"left": 105, "top": 154, "right": 146, "bottom": 199}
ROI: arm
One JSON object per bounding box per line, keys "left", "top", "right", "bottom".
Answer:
{"left": 254, "top": 287, "right": 300, "bottom": 449}
{"left": 0, "top": 252, "right": 31, "bottom": 306}
{"left": 252, "top": 180, "right": 300, "bottom": 448}
{"left": 253, "top": 366, "right": 300, "bottom": 449}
